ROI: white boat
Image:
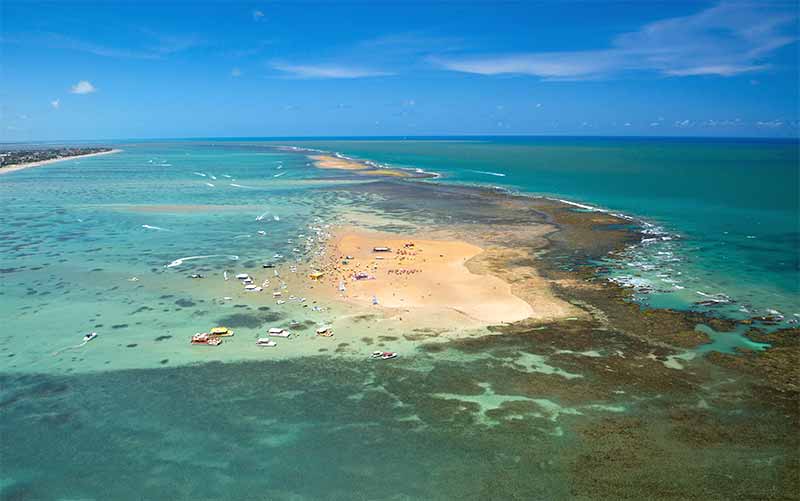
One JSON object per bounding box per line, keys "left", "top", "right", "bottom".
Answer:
{"left": 256, "top": 338, "right": 277, "bottom": 347}
{"left": 244, "top": 284, "right": 259, "bottom": 291}
{"left": 257, "top": 230, "right": 266, "bottom": 236}
{"left": 243, "top": 278, "right": 254, "bottom": 284}
{"left": 83, "top": 332, "right": 98, "bottom": 342}
{"left": 235, "top": 273, "right": 249, "bottom": 280}
{"left": 268, "top": 328, "right": 291, "bottom": 338}
{"left": 276, "top": 299, "right": 286, "bottom": 305}
{"left": 316, "top": 325, "right": 333, "bottom": 336}
{"left": 338, "top": 280, "right": 346, "bottom": 292}
{"left": 370, "top": 351, "right": 398, "bottom": 360}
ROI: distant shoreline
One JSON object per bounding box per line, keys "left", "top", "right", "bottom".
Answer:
{"left": 0, "top": 148, "right": 122, "bottom": 175}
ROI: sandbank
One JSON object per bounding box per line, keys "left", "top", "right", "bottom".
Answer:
{"left": 306, "top": 228, "right": 556, "bottom": 327}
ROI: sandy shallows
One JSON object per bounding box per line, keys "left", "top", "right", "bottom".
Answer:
{"left": 309, "top": 154, "right": 411, "bottom": 177}
{"left": 307, "top": 228, "right": 579, "bottom": 328}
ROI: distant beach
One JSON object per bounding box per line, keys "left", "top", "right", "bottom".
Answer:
{"left": 0, "top": 148, "right": 122, "bottom": 175}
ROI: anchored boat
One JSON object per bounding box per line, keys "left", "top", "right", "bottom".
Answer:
{"left": 370, "top": 351, "right": 398, "bottom": 360}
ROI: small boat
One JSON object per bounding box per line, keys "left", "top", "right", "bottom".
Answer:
{"left": 273, "top": 291, "right": 282, "bottom": 297}
{"left": 191, "top": 333, "right": 223, "bottom": 345}
{"left": 370, "top": 351, "right": 397, "bottom": 360}
{"left": 268, "top": 328, "right": 291, "bottom": 338}
{"left": 244, "top": 284, "right": 261, "bottom": 291}
{"left": 316, "top": 325, "right": 333, "bottom": 336}
{"left": 257, "top": 230, "right": 266, "bottom": 236}
{"left": 372, "top": 295, "right": 379, "bottom": 305}
{"left": 210, "top": 326, "right": 234, "bottom": 337}
{"left": 256, "top": 338, "right": 277, "bottom": 347}
{"left": 262, "top": 263, "right": 275, "bottom": 268}
{"left": 372, "top": 247, "right": 391, "bottom": 252}
{"left": 242, "top": 278, "right": 254, "bottom": 284}
{"left": 308, "top": 271, "right": 324, "bottom": 280}
{"left": 276, "top": 299, "right": 286, "bottom": 305}
{"left": 338, "top": 280, "right": 346, "bottom": 292}
{"left": 235, "top": 273, "right": 249, "bottom": 280}
{"left": 83, "top": 332, "right": 98, "bottom": 342}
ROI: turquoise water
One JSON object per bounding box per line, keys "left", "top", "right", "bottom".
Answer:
{"left": 2, "top": 138, "right": 798, "bottom": 499}
{"left": 273, "top": 137, "right": 799, "bottom": 324}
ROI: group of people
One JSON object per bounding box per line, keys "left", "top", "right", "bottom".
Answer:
{"left": 387, "top": 268, "right": 422, "bottom": 275}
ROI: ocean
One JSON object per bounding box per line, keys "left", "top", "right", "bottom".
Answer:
{"left": 1, "top": 137, "right": 797, "bottom": 499}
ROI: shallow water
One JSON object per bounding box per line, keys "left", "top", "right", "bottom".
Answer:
{"left": 2, "top": 139, "right": 797, "bottom": 499}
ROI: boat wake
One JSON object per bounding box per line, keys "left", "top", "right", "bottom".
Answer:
{"left": 469, "top": 170, "right": 506, "bottom": 177}
{"left": 142, "top": 224, "right": 170, "bottom": 231}
{"left": 166, "top": 254, "right": 239, "bottom": 268}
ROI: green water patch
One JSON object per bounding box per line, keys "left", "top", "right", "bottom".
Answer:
{"left": 694, "top": 323, "right": 771, "bottom": 354}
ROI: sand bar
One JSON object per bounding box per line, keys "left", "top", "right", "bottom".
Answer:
{"left": 0, "top": 148, "right": 122, "bottom": 175}
{"left": 311, "top": 228, "right": 538, "bottom": 326}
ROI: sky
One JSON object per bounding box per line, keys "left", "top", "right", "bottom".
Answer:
{"left": 1, "top": 0, "right": 798, "bottom": 141}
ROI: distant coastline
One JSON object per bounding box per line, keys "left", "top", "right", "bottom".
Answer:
{"left": 0, "top": 148, "right": 122, "bottom": 175}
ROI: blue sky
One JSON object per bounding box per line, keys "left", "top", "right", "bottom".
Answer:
{"left": 1, "top": 0, "right": 798, "bottom": 140}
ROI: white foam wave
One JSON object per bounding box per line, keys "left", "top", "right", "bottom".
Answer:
{"left": 192, "top": 172, "right": 206, "bottom": 177}
{"left": 469, "top": 170, "right": 506, "bottom": 177}
{"left": 142, "top": 224, "right": 170, "bottom": 231}
{"left": 166, "top": 254, "right": 239, "bottom": 268}
{"left": 204, "top": 182, "right": 215, "bottom": 187}
{"left": 273, "top": 172, "right": 286, "bottom": 178}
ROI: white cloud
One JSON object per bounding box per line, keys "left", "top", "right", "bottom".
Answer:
{"left": 51, "top": 99, "right": 60, "bottom": 109}
{"left": 252, "top": 10, "right": 264, "bottom": 21}
{"left": 756, "top": 120, "right": 785, "bottom": 128}
{"left": 30, "top": 31, "right": 200, "bottom": 60}
{"left": 434, "top": 2, "right": 797, "bottom": 79}
{"left": 272, "top": 62, "right": 392, "bottom": 79}
{"left": 70, "top": 80, "right": 96, "bottom": 94}
{"left": 231, "top": 67, "right": 242, "bottom": 77}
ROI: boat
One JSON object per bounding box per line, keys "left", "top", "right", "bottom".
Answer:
{"left": 242, "top": 278, "right": 254, "bottom": 284}
{"left": 338, "top": 280, "right": 346, "bottom": 292}
{"left": 372, "top": 295, "right": 379, "bottom": 305}
{"left": 210, "top": 326, "right": 234, "bottom": 337}
{"left": 308, "top": 271, "right": 324, "bottom": 280}
{"left": 244, "top": 284, "right": 258, "bottom": 290}
{"left": 372, "top": 246, "right": 391, "bottom": 252}
{"left": 316, "top": 325, "right": 333, "bottom": 337}
{"left": 268, "top": 328, "right": 291, "bottom": 338}
{"left": 191, "top": 332, "right": 223, "bottom": 345}
{"left": 262, "top": 263, "right": 275, "bottom": 268}
{"left": 370, "top": 351, "right": 398, "bottom": 360}
{"left": 256, "top": 338, "right": 277, "bottom": 347}
{"left": 235, "top": 273, "right": 249, "bottom": 280}
{"left": 83, "top": 332, "right": 98, "bottom": 342}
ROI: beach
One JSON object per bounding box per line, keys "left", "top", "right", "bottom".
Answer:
{"left": 0, "top": 148, "right": 122, "bottom": 175}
